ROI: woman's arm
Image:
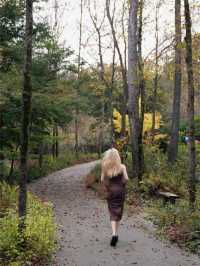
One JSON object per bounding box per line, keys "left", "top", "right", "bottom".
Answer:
{"left": 122, "top": 164, "right": 129, "bottom": 182}
{"left": 101, "top": 172, "right": 104, "bottom": 182}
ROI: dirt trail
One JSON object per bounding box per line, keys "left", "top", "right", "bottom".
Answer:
{"left": 29, "top": 161, "right": 199, "bottom": 266}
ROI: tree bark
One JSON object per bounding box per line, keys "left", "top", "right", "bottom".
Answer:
{"left": 78, "top": 0, "right": 83, "bottom": 77}
{"left": 38, "top": 144, "right": 43, "bottom": 169}
{"left": 9, "top": 158, "right": 15, "bottom": 181}
{"left": 75, "top": 108, "right": 79, "bottom": 158}
{"left": 128, "top": 0, "right": 140, "bottom": 180}
{"left": 55, "top": 124, "right": 59, "bottom": 158}
{"left": 138, "top": 0, "right": 145, "bottom": 179}
{"left": 18, "top": 0, "right": 33, "bottom": 232}
{"left": 151, "top": 4, "right": 159, "bottom": 142}
{"left": 184, "top": 0, "right": 196, "bottom": 209}
{"left": 75, "top": 0, "right": 83, "bottom": 159}
{"left": 8, "top": 146, "right": 19, "bottom": 183}
{"left": 52, "top": 125, "right": 56, "bottom": 158}
{"left": 168, "top": 0, "right": 182, "bottom": 163}
{"left": 88, "top": 1, "right": 116, "bottom": 145}
{"left": 110, "top": 45, "right": 116, "bottom": 143}
{"left": 0, "top": 112, "right": 4, "bottom": 180}
{"left": 106, "top": 0, "right": 128, "bottom": 137}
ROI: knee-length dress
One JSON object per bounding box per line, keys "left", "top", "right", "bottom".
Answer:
{"left": 106, "top": 172, "right": 126, "bottom": 222}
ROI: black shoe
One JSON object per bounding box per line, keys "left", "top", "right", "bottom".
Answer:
{"left": 110, "top": 236, "right": 118, "bottom": 247}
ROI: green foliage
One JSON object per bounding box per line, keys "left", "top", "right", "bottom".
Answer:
{"left": 130, "top": 144, "right": 200, "bottom": 254}
{"left": 146, "top": 199, "right": 200, "bottom": 254}
{"left": 0, "top": 182, "right": 56, "bottom": 265}
{"left": 8, "top": 152, "right": 97, "bottom": 183}
{"left": 35, "top": 152, "right": 98, "bottom": 179}
{"left": 138, "top": 145, "right": 188, "bottom": 196}
{"left": 0, "top": 0, "right": 76, "bottom": 184}
{"left": 0, "top": 182, "right": 17, "bottom": 216}
{"left": 180, "top": 116, "right": 200, "bottom": 136}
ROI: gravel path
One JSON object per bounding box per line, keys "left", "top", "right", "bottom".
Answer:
{"left": 29, "top": 161, "right": 199, "bottom": 266}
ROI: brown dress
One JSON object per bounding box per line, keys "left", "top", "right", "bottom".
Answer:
{"left": 106, "top": 172, "right": 126, "bottom": 222}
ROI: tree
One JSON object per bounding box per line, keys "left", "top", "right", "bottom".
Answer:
{"left": 18, "top": 0, "right": 33, "bottom": 231}
{"left": 151, "top": 1, "right": 160, "bottom": 142}
{"left": 87, "top": 0, "right": 116, "bottom": 147}
{"left": 138, "top": 0, "right": 145, "bottom": 178}
{"left": 184, "top": 0, "right": 196, "bottom": 209}
{"left": 87, "top": 0, "right": 107, "bottom": 155}
{"left": 106, "top": 0, "right": 128, "bottom": 137}
{"left": 168, "top": 0, "right": 182, "bottom": 163}
{"left": 128, "top": 0, "right": 140, "bottom": 180}
{"left": 75, "top": 0, "right": 83, "bottom": 159}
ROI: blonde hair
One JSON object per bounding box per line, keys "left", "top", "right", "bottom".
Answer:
{"left": 101, "top": 148, "right": 122, "bottom": 178}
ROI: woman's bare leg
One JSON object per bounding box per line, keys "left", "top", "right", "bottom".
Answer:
{"left": 111, "top": 221, "right": 120, "bottom": 236}
{"left": 116, "top": 221, "right": 119, "bottom": 235}
{"left": 111, "top": 221, "right": 117, "bottom": 235}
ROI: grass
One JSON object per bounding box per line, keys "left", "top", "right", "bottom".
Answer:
{"left": 0, "top": 182, "right": 56, "bottom": 266}
{"left": 145, "top": 197, "right": 200, "bottom": 254}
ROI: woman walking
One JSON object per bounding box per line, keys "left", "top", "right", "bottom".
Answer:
{"left": 101, "top": 148, "right": 129, "bottom": 247}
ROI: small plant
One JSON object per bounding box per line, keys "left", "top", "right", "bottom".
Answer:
{"left": 0, "top": 182, "right": 18, "bottom": 216}
{"left": 146, "top": 200, "right": 200, "bottom": 254}
{"left": 0, "top": 182, "right": 56, "bottom": 265}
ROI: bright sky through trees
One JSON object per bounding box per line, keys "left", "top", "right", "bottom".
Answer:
{"left": 38, "top": 0, "right": 200, "bottom": 65}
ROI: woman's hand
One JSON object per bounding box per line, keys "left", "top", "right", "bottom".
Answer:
{"left": 121, "top": 164, "right": 129, "bottom": 183}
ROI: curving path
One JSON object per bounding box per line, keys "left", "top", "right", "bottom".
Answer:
{"left": 29, "top": 161, "right": 199, "bottom": 266}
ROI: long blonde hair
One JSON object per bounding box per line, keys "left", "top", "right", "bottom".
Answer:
{"left": 101, "top": 148, "right": 122, "bottom": 178}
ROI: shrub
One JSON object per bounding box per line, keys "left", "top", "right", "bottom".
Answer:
{"left": 138, "top": 145, "right": 188, "bottom": 196}
{"left": 0, "top": 182, "right": 56, "bottom": 265}
{"left": 0, "top": 182, "right": 18, "bottom": 216}
{"left": 125, "top": 144, "right": 200, "bottom": 254}
{"left": 9, "top": 152, "right": 98, "bottom": 184}
{"left": 146, "top": 200, "right": 200, "bottom": 254}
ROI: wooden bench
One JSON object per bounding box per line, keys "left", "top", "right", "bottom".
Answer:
{"left": 158, "top": 191, "right": 179, "bottom": 205}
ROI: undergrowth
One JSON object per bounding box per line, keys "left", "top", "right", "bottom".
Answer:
{"left": 2, "top": 152, "right": 98, "bottom": 184}
{"left": 0, "top": 182, "right": 56, "bottom": 266}
{"left": 137, "top": 144, "right": 200, "bottom": 255}
{"left": 146, "top": 199, "right": 200, "bottom": 254}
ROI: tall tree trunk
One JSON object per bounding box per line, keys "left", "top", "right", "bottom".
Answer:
{"left": 128, "top": 0, "right": 139, "bottom": 180}
{"left": 110, "top": 45, "right": 116, "bottom": 143}
{"left": 8, "top": 146, "right": 19, "bottom": 183}
{"left": 184, "top": 0, "right": 196, "bottom": 209}
{"left": 18, "top": 0, "right": 33, "bottom": 231}
{"left": 55, "top": 124, "right": 59, "bottom": 158}
{"left": 78, "top": 0, "right": 83, "bottom": 77}
{"left": 106, "top": 0, "right": 128, "bottom": 137}
{"left": 138, "top": 0, "right": 145, "bottom": 179}
{"left": 38, "top": 144, "right": 43, "bottom": 169}
{"left": 151, "top": 4, "right": 159, "bottom": 142}
{"left": 52, "top": 125, "right": 56, "bottom": 158}
{"left": 53, "top": 1, "right": 59, "bottom": 159}
{"left": 9, "top": 157, "right": 15, "bottom": 181}
{"left": 75, "top": 0, "right": 83, "bottom": 159}
{"left": 98, "top": 127, "right": 103, "bottom": 158}
{"left": 0, "top": 112, "right": 4, "bottom": 180}
{"left": 75, "top": 108, "right": 79, "bottom": 158}
{"left": 168, "top": 0, "right": 182, "bottom": 163}
{"left": 88, "top": 1, "right": 116, "bottom": 145}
